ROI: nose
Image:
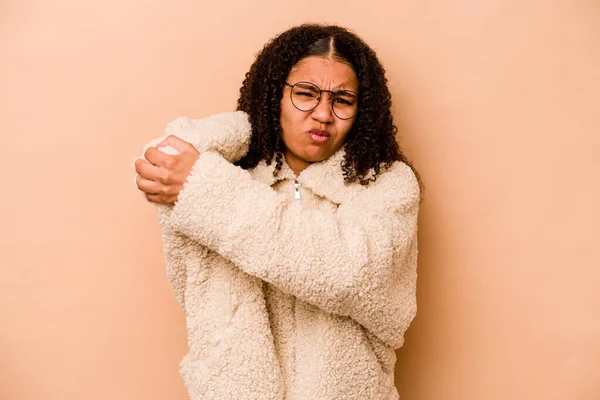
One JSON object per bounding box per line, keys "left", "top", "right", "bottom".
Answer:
{"left": 310, "top": 94, "right": 335, "bottom": 123}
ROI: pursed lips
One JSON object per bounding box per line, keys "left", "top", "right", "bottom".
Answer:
{"left": 308, "top": 129, "right": 331, "bottom": 143}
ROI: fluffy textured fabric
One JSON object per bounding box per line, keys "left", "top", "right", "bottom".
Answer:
{"left": 136, "top": 112, "right": 420, "bottom": 399}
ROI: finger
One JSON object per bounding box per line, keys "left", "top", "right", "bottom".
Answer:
{"left": 134, "top": 158, "right": 166, "bottom": 182}
{"left": 158, "top": 135, "right": 196, "bottom": 153}
{"left": 137, "top": 175, "right": 180, "bottom": 196}
{"left": 136, "top": 175, "right": 163, "bottom": 195}
{"left": 145, "top": 193, "right": 177, "bottom": 206}
{"left": 145, "top": 146, "right": 176, "bottom": 168}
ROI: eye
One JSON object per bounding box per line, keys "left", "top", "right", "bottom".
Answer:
{"left": 296, "top": 91, "right": 319, "bottom": 98}
{"left": 333, "top": 97, "right": 353, "bottom": 106}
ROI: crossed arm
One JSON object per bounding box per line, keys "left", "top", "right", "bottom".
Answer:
{"left": 134, "top": 112, "right": 419, "bottom": 349}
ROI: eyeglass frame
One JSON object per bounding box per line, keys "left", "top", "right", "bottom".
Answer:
{"left": 284, "top": 81, "right": 359, "bottom": 120}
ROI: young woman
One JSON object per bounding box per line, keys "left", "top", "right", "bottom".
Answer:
{"left": 135, "top": 24, "right": 421, "bottom": 400}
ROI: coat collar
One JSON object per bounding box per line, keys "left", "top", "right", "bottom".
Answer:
{"left": 249, "top": 146, "right": 366, "bottom": 205}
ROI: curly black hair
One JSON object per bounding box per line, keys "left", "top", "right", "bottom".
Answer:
{"left": 235, "top": 23, "right": 420, "bottom": 187}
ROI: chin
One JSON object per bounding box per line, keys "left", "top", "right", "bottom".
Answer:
{"left": 306, "top": 143, "right": 339, "bottom": 159}
{"left": 302, "top": 150, "right": 332, "bottom": 163}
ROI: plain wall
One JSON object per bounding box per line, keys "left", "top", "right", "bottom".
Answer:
{"left": 1, "top": 1, "right": 599, "bottom": 399}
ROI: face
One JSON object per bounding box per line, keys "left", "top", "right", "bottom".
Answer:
{"left": 279, "top": 56, "right": 358, "bottom": 174}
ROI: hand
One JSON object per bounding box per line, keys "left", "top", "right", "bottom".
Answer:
{"left": 135, "top": 135, "right": 200, "bottom": 205}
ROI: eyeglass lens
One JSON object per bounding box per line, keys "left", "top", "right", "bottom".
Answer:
{"left": 290, "top": 82, "right": 357, "bottom": 119}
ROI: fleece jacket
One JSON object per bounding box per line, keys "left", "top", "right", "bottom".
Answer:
{"left": 136, "top": 111, "right": 420, "bottom": 399}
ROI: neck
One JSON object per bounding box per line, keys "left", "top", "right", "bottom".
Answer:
{"left": 284, "top": 149, "right": 311, "bottom": 176}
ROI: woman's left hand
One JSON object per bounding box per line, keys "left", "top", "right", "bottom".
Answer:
{"left": 135, "top": 136, "right": 200, "bottom": 205}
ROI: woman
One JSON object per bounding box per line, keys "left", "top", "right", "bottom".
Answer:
{"left": 135, "top": 24, "right": 421, "bottom": 400}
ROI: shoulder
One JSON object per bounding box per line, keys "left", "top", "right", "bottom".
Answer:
{"left": 301, "top": 158, "right": 420, "bottom": 207}
{"left": 164, "top": 111, "right": 250, "bottom": 138}
{"left": 372, "top": 161, "right": 420, "bottom": 199}
{"left": 348, "top": 161, "right": 420, "bottom": 211}
{"left": 163, "top": 111, "right": 251, "bottom": 162}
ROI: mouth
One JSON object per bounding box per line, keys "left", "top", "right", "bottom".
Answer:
{"left": 307, "top": 129, "right": 331, "bottom": 143}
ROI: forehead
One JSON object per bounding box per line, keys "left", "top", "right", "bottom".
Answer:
{"left": 287, "top": 56, "right": 358, "bottom": 90}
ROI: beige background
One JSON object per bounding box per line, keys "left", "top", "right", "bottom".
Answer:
{"left": 1, "top": 1, "right": 599, "bottom": 399}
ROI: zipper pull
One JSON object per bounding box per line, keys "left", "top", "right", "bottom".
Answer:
{"left": 294, "top": 181, "right": 301, "bottom": 201}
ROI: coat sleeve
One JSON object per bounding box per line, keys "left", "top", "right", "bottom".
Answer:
{"left": 137, "top": 111, "right": 251, "bottom": 163}
{"left": 165, "top": 150, "right": 420, "bottom": 349}
{"left": 135, "top": 111, "right": 252, "bottom": 310}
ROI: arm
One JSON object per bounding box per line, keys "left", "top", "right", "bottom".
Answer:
{"left": 138, "top": 111, "right": 251, "bottom": 163}
{"left": 135, "top": 111, "right": 252, "bottom": 310}
{"left": 166, "top": 151, "right": 420, "bottom": 348}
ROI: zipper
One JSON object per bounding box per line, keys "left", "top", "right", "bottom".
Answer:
{"left": 294, "top": 180, "right": 302, "bottom": 201}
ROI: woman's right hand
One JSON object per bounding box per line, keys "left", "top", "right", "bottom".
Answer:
{"left": 134, "top": 136, "right": 200, "bottom": 206}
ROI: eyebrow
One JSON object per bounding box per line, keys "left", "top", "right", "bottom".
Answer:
{"left": 292, "top": 81, "right": 359, "bottom": 96}
{"left": 334, "top": 89, "right": 358, "bottom": 97}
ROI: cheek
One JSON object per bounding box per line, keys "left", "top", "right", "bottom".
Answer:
{"left": 280, "top": 101, "right": 294, "bottom": 130}
{"left": 335, "top": 121, "right": 355, "bottom": 143}
{"left": 280, "top": 104, "right": 304, "bottom": 138}
{"left": 279, "top": 102, "right": 291, "bottom": 127}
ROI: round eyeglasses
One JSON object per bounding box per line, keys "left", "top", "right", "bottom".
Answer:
{"left": 284, "top": 81, "right": 358, "bottom": 120}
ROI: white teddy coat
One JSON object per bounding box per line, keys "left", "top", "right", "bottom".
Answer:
{"left": 139, "top": 111, "right": 420, "bottom": 399}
